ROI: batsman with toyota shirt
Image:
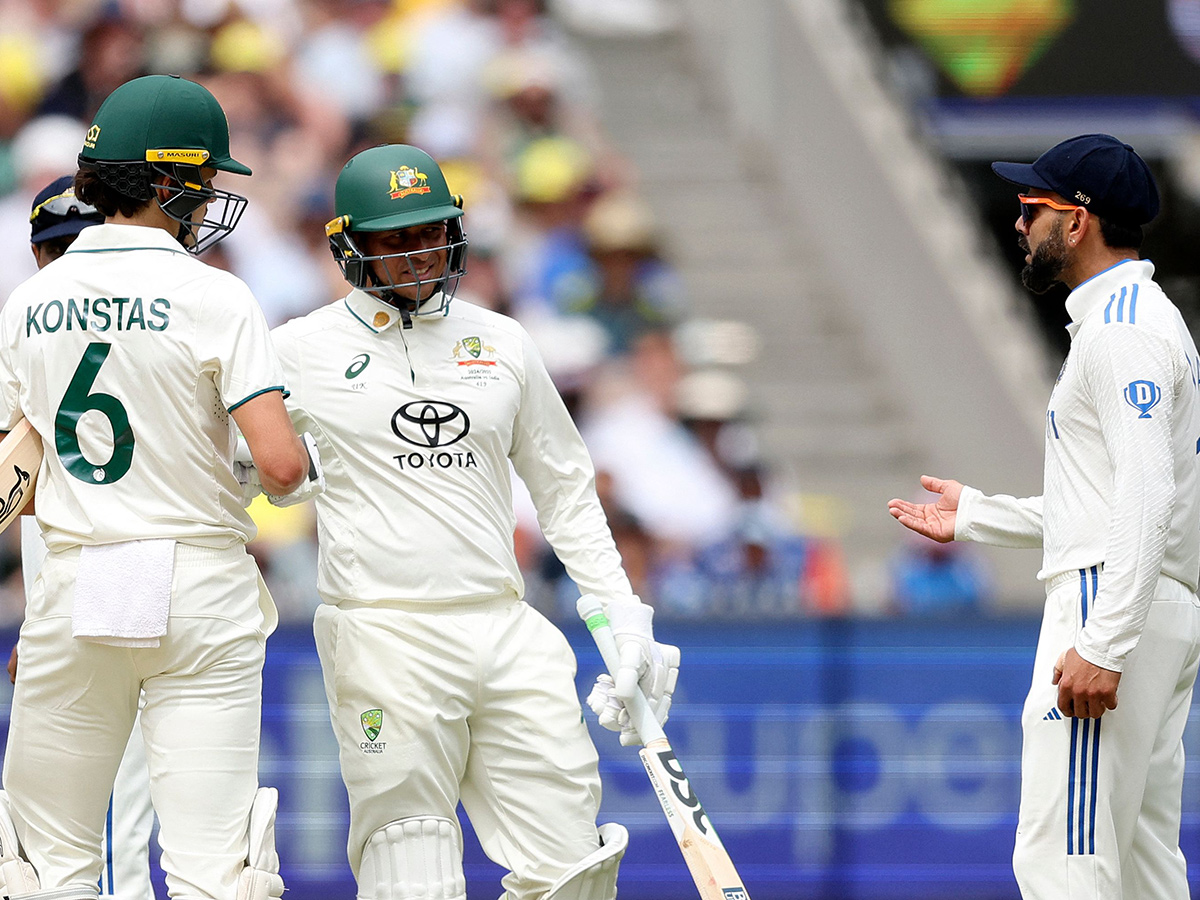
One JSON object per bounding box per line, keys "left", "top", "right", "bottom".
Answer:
{"left": 890, "top": 135, "right": 1200, "bottom": 899}
{"left": 269, "top": 144, "right": 680, "bottom": 900}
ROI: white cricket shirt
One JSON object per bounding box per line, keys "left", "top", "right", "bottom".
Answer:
{"left": 272, "top": 288, "right": 636, "bottom": 606}
{"left": 0, "top": 224, "right": 286, "bottom": 550}
{"left": 957, "top": 259, "right": 1200, "bottom": 669}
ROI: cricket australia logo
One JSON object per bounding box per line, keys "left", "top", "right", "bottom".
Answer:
{"left": 360, "top": 709, "right": 386, "bottom": 753}
{"left": 1124, "top": 380, "right": 1161, "bottom": 418}
{"left": 451, "top": 336, "right": 497, "bottom": 367}
{"left": 389, "top": 166, "right": 432, "bottom": 200}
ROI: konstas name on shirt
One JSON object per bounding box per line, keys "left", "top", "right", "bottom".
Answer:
{"left": 26, "top": 297, "right": 171, "bottom": 336}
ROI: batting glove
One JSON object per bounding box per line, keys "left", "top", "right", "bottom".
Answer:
{"left": 233, "top": 436, "right": 262, "bottom": 507}
{"left": 587, "top": 656, "right": 679, "bottom": 746}
{"left": 594, "top": 599, "right": 681, "bottom": 744}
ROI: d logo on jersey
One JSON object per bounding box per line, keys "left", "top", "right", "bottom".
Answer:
{"left": 1124, "top": 380, "right": 1161, "bottom": 418}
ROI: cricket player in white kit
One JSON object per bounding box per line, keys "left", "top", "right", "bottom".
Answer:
{"left": 0, "top": 75, "right": 308, "bottom": 900}
{"left": 890, "top": 134, "right": 1200, "bottom": 899}
{"left": 269, "top": 144, "right": 679, "bottom": 900}
{"left": 7, "top": 175, "right": 156, "bottom": 900}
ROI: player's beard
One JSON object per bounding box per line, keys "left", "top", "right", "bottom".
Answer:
{"left": 1020, "top": 219, "right": 1068, "bottom": 294}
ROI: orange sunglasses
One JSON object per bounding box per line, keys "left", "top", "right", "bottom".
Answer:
{"left": 1018, "top": 194, "right": 1084, "bottom": 226}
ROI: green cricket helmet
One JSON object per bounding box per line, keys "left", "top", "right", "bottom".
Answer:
{"left": 326, "top": 144, "right": 468, "bottom": 326}
{"left": 77, "top": 74, "right": 250, "bottom": 254}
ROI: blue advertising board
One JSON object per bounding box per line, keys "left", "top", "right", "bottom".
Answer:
{"left": 7, "top": 616, "right": 1200, "bottom": 899}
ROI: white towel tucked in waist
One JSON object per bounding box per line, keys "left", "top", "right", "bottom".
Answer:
{"left": 72, "top": 539, "right": 176, "bottom": 647}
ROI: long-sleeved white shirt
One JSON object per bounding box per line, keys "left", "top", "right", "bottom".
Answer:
{"left": 271, "top": 289, "right": 636, "bottom": 607}
{"left": 956, "top": 259, "right": 1200, "bottom": 670}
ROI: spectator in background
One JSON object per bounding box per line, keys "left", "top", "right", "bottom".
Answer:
{"left": 581, "top": 331, "right": 739, "bottom": 548}
{"left": 37, "top": 15, "right": 145, "bottom": 121}
{"left": 569, "top": 188, "right": 684, "bottom": 352}
{"left": 657, "top": 368, "right": 849, "bottom": 616}
{"left": 0, "top": 32, "right": 45, "bottom": 196}
{"left": 0, "top": 115, "right": 86, "bottom": 301}
{"left": 657, "top": 464, "right": 849, "bottom": 617}
{"left": 479, "top": 46, "right": 608, "bottom": 183}
{"left": 505, "top": 135, "right": 598, "bottom": 316}
{"left": 889, "top": 536, "right": 991, "bottom": 617}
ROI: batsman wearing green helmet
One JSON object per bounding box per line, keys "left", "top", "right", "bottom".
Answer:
{"left": 270, "top": 144, "right": 681, "bottom": 900}
{"left": 0, "top": 75, "right": 307, "bottom": 900}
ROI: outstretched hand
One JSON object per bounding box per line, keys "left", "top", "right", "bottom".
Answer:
{"left": 887, "top": 475, "right": 963, "bottom": 543}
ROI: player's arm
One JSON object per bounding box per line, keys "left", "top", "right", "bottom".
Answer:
{"left": 231, "top": 391, "right": 307, "bottom": 497}
{"left": 508, "top": 330, "right": 678, "bottom": 738}
{"left": 1075, "top": 325, "right": 1177, "bottom": 673}
{"left": 889, "top": 475, "right": 1043, "bottom": 546}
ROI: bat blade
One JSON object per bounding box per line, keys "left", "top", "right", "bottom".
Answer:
{"left": 639, "top": 738, "right": 751, "bottom": 900}
{"left": 0, "top": 419, "right": 42, "bottom": 535}
{"left": 576, "top": 594, "right": 752, "bottom": 899}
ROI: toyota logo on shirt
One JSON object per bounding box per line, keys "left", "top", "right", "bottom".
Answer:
{"left": 391, "top": 401, "right": 471, "bottom": 447}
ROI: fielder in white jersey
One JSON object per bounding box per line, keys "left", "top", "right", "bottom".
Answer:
{"left": 890, "top": 134, "right": 1200, "bottom": 899}
{"left": 0, "top": 76, "right": 307, "bottom": 900}
{"left": 269, "top": 144, "right": 679, "bottom": 900}
{"left": 6, "top": 175, "right": 155, "bottom": 900}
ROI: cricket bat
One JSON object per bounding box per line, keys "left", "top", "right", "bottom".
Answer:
{"left": 0, "top": 419, "right": 41, "bottom": 535}
{"left": 577, "top": 595, "right": 751, "bottom": 900}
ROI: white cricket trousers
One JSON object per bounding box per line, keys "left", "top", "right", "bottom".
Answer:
{"left": 21, "top": 519, "right": 156, "bottom": 900}
{"left": 1013, "top": 568, "right": 1200, "bottom": 899}
{"left": 314, "top": 597, "right": 602, "bottom": 900}
{"left": 2, "top": 543, "right": 275, "bottom": 900}
{"left": 100, "top": 708, "right": 155, "bottom": 900}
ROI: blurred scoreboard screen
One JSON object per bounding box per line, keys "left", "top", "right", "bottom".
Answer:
{"left": 855, "top": 0, "right": 1200, "bottom": 98}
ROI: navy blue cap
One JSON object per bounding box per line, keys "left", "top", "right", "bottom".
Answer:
{"left": 30, "top": 175, "right": 104, "bottom": 244}
{"left": 992, "top": 134, "right": 1159, "bottom": 227}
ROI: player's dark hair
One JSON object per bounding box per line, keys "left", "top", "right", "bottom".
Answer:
{"left": 74, "top": 167, "right": 150, "bottom": 219}
{"left": 1099, "top": 217, "right": 1143, "bottom": 250}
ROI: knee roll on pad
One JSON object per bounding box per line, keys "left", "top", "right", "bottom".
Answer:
{"left": 0, "top": 790, "right": 41, "bottom": 897}
{"left": 545, "top": 822, "right": 628, "bottom": 900}
{"left": 356, "top": 816, "right": 466, "bottom": 900}
{"left": 236, "top": 787, "right": 285, "bottom": 900}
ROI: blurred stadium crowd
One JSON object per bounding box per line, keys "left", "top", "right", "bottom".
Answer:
{"left": 0, "top": 0, "right": 992, "bottom": 623}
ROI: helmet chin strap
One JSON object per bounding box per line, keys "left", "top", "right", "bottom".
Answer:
{"left": 369, "top": 276, "right": 447, "bottom": 330}
{"left": 175, "top": 218, "right": 197, "bottom": 250}
{"left": 379, "top": 290, "right": 414, "bottom": 328}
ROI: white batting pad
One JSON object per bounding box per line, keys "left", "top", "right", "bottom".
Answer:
{"left": 544, "top": 822, "right": 628, "bottom": 900}
{"left": 356, "top": 816, "right": 466, "bottom": 900}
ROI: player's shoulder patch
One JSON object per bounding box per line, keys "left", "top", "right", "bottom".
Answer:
{"left": 1102, "top": 283, "right": 1140, "bottom": 325}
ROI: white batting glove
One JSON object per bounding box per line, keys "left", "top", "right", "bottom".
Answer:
{"left": 601, "top": 600, "right": 680, "bottom": 740}
{"left": 587, "top": 660, "right": 679, "bottom": 746}
{"left": 233, "top": 436, "right": 263, "bottom": 507}
{"left": 266, "top": 432, "right": 325, "bottom": 508}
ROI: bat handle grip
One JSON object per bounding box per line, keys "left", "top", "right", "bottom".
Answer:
{"left": 577, "top": 594, "right": 667, "bottom": 746}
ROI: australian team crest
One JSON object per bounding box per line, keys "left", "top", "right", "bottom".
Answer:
{"left": 360, "top": 708, "right": 383, "bottom": 741}
{"left": 452, "top": 336, "right": 497, "bottom": 366}
{"left": 389, "top": 166, "right": 431, "bottom": 200}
